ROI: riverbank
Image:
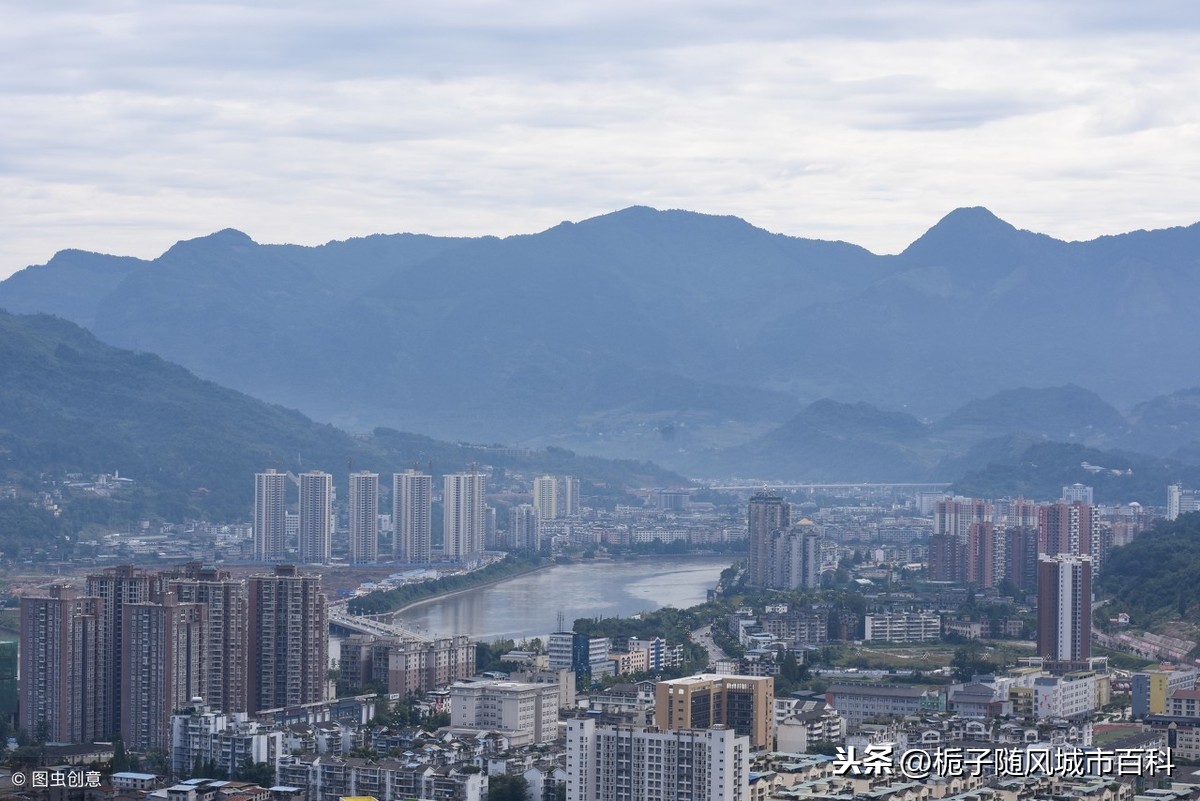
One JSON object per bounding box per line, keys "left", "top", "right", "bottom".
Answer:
{"left": 347, "top": 555, "right": 552, "bottom": 615}
{"left": 387, "top": 560, "right": 555, "bottom": 617}
{"left": 394, "top": 556, "right": 734, "bottom": 642}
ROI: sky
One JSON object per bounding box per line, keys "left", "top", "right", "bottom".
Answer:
{"left": 3, "top": 1, "right": 1200, "bottom": 279}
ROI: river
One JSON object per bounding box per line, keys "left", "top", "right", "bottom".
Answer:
{"left": 392, "top": 556, "right": 734, "bottom": 642}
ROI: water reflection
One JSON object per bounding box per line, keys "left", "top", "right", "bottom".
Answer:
{"left": 395, "top": 556, "right": 733, "bottom": 641}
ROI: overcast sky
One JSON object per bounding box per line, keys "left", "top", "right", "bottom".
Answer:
{"left": 2, "top": 1, "right": 1199, "bottom": 279}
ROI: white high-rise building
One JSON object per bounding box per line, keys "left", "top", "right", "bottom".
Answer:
{"left": 254, "top": 469, "right": 287, "bottom": 561}
{"left": 533, "top": 475, "right": 558, "bottom": 521}
{"left": 566, "top": 718, "right": 749, "bottom": 801}
{"left": 443, "top": 472, "right": 486, "bottom": 561}
{"left": 511, "top": 503, "right": 540, "bottom": 551}
{"left": 1168, "top": 484, "right": 1200, "bottom": 521}
{"left": 394, "top": 470, "right": 432, "bottom": 563}
{"left": 1037, "top": 554, "right": 1092, "bottom": 664}
{"left": 298, "top": 471, "right": 332, "bottom": 564}
{"left": 562, "top": 476, "right": 581, "bottom": 517}
{"left": 348, "top": 471, "right": 379, "bottom": 564}
{"left": 1062, "top": 483, "right": 1094, "bottom": 505}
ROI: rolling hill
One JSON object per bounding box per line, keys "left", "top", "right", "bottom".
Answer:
{"left": 0, "top": 310, "right": 686, "bottom": 523}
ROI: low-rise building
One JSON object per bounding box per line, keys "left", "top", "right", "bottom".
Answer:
{"left": 1132, "top": 665, "right": 1199, "bottom": 718}
{"left": 825, "top": 684, "right": 933, "bottom": 731}
{"left": 863, "top": 613, "right": 941, "bottom": 643}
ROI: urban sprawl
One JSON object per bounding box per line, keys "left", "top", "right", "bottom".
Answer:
{"left": 8, "top": 470, "right": 1200, "bottom": 801}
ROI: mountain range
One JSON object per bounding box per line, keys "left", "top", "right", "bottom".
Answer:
{"left": 3, "top": 206, "right": 1200, "bottom": 488}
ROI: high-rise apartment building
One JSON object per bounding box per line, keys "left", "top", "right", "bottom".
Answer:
{"left": 1037, "top": 554, "right": 1092, "bottom": 665}
{"left": 247, "top": 565, "right": 328, "bottom": 713}
{"left": 348, "top": 471, "right": 379, "bottom": 564}
{"left": 533, "top": 475, "right": 558, "bottom": 521}
{"left": 166, "top": 564, "right": 248, "bottom": 714}
{"left": 443, "top": 472, "right": 486, "bottom": 561}
{"left": 120, "top": 598, "right": 205, "bottom": 751}
{"left": 747, "top": 492, "right": 789, "bottom": 590}
{"left": 510, "top": 503, "right": 539, "bottom": 551}
{"left": 567, "top": 718, "right": 749, "bottom": 801}
{"left": 19, "top": 585, "right": 106, "bottom": 744}
{"left": 1039, "top": 502, "right": 1104, "bottom": 572}
{"left": 934, "top": 497, "right": 992, "bottom": 539}
{"left": 549, "top": 631, "right": 612, "bottom": 680}
{"left": 930, "top": 498, "right": 993, "bottom": 583}
{"left": 766, "top": 523, "right": 822, "bottom": 591}
{"left": 928, "top": 532, "right": 962, "bottom": 583}
{"left": 298, "top": 471, "right": 332, "bottom": 565}
{"left": 1062, "top": 484, "right": 1094, "bottom": 505}
{"left": 654, "top": 674, "right": 774, "bottom": 751}
{"left": 86, "top": 566, "right": 164, "bottom": 739}
{"left": 1168, "top": 484, "right": 1200, "bottom": 521}
{"left": 965, "top": 522, "right": 997, "bottom": 589}
{"left": 394, "top": 470, "right": 433, "bottom": 563}
{"left": 1005, "top": 526, "right": 1039, "bottom": 592}
{"left": 562, "top": 476, "right": 581, "bottom": 517}
{"left": 339, "top": 634, "right": 475, "bottom": 696}
{"left": 995, "top": 497, "right": 1040, "bottom": 529}
{"left": 254, "top": 469, "right": 288, "bottom": 562}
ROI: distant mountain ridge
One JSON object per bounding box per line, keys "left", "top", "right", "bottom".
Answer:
{"left": 3, "top": 206, "right": 1199, "bottom": 477}
{"left": 712, "top": 387, "right": 1200, "bottom": 501}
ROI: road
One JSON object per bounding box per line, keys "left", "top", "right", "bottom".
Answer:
{"left": 691, "top": 624, "right": 729, "bottom": 666}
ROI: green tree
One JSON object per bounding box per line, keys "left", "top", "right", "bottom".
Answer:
{"left": 488, "top": 773, "right": 531, "bottom": 801}
{"left": 235, "top": 760, "right": 275, "bottom": 787}
{"left": 111, "top": 739, "right": 129, "bottom": 773}
{"left": 950, "top": 643, "right": 996, "bottom": 683}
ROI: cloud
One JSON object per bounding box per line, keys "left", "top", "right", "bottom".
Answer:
{"left": 1, "top": 1, "right": 1200, "bottom": 275}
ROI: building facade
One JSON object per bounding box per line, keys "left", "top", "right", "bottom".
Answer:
{"left": 347, "top": 471, "right": 379, "bottom": 564}
{"left": 1037, "top": 554, "right": 1092, "bottom": 665}
{"left": 167, "top": 563, "right": 249, "bottom": 714}
{"left": 533, "top": 476, "right": 558, "bottom": 522}
{"left": 120, "top": 599, "right": 206, "bottom": 751}
{"left": 566, "top": 718, "right": 749, "bottom": 801}
{"left": 747, "top": 492, "right": 789, "bottom": 590}
{"left": 86, "top": 565, "right": 165, "bottom": 739}
{"left": 443, "top": 472, "right": 486, "bottom": 562}
{"left": 394, "top": 470, "right": 432, "bottom": 563}
{"left": 247, "top": 565, "right": 328, "bottom": 713}
{"left": 254, "top": 469, "right": 288, "bottom": 562}
{"left": 654, "top": 674, "right": 774, "bottom": 751}
{"left": 298, "top": 471, "right": 333, "bottom": 565}
{"left": 19, "top": 586, "right": 106, "bottom": 743}
{"left": 449, "top": 680, "right": 560, "bottom": 746}
{"left": 510, "top": 504, "right": 539, "bottom": 552}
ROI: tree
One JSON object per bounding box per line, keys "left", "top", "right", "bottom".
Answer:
{"left": 488, "top": 773, "right": 531, "bottom": 801}
{"left": 111, "top": 740, "right": 129, "bottom": 773}
{"left": 951, "top": 643, "right": 996, "bottom": 683}
{"left": 235, "top": 760, "right": 275, "bottom": 787}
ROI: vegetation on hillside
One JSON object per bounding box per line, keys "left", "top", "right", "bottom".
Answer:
{"left": 951, "top": 441, "right": 1200, "bottom": 505}
{"left": 0, "top": 310, "right": 687, "bottom": 530}
{"left": 1097, "top": 513, "right": 1200, "bottom": 627}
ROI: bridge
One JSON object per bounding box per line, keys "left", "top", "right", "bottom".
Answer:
{"left": 328, "top": 609, "right": 431, "bottom": 642}
{"left": 704, "top": 482, "right": 953, "bottom": 492}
